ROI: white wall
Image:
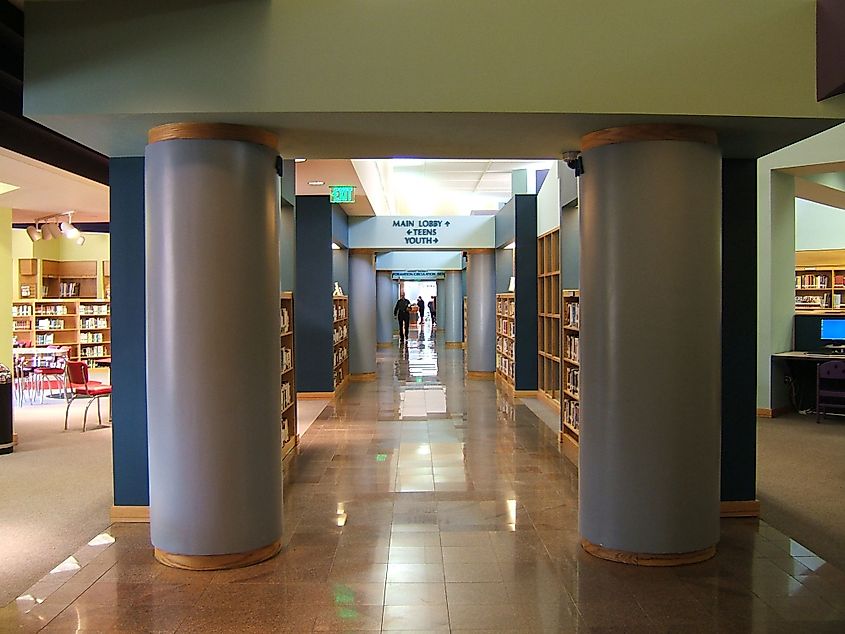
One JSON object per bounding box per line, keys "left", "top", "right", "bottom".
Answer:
{"left": 537, "top": 161, "right": 560, "bottom": 236}
{"left": 795, "top": 198, "right": 845, "bottom": 251}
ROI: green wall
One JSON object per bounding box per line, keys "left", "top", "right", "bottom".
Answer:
{"left": 537, "top": 161, "right": 560, "bottom": 237}
{"left": 795, "top": 199, "right": 845, "bottom": 250}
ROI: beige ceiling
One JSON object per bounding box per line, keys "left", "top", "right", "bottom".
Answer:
{"left": 295, "top": 159, "right": 374, "bottom": 216}
{"left": 0, "top": 147, "right": 109, "bottom": 223}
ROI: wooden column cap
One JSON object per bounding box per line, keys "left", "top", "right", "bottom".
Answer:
{"left": 581, "top": 124, "right": 717, "bottom": 152}
{"left": 148, "top": 123, "right": 278, "bottom": 150}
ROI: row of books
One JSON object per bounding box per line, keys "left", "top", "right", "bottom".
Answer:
{"left": 36, "top": 319, "right": 65, "bottom": 331}
{"left": 564, "top": 335, "right": 579, "bottom": 362}
{"left": 35, "top": 305, "right": 70, "bottom": 316}
{"left": 333, "top": 345, "right": 348, "bottom": 368}
{"left": 497, "top": 337, "right": 514, "bottom": 358}
{"left": 281, "top": 347, "right": 293, "bottom": 373}
{"left": 333, "top": 304, "right": 347, "bottom": 321}
{"left": 333, "top": 324, "right": 348, "bottom": 344}
{"left": 564, "top": 302, "right": 580, "bottom": 328}
{"left": 796, "top": 274, "right": 831, "bottom": 289}
{"left": 565, "top": 367, "right": 580, "bottom": 396}
{"left": 497, "top": 354, "right": 514, "bottom": 379}
{"left": 333, "top": 367, "right": 345, "bottom": 388}
{"left": 80, "top": 304, "right": 110, "bottom": 315}
{"left": 81, "top": 318, "right": 109, "bottom": 330}
{"left": 58, "top": 283, "right": 82, "bottom": 297}
{"left": 280, "top": 307, "right": 291, "bottom": 333}
{"left": 80, "top": 332, "right": 106, "bottom": 344}
{"left": 12, "top": 305, "right": 33, "bottom": 316}
{"left": 497, "top": 318, "right": 515, "bottom": 338}
{"left": 281, "top": 414, "right": 292, "bottom": 442}
{"left": 795, "top": 295, "right": 830, "bottom": 308}
{"left": 81, "top": 344, "right": 108, "bottom": 358}
{"left": 496, "top": 299, "right": 515, "bottom": 317}
{"left": 563, "top": 398, "right": 580, "bottom": 430}
{"left": 281, "top": 381, "right": 293, "bottom": 410}
{"left": 36, "top": 333, "right": 55, "bottom": 346}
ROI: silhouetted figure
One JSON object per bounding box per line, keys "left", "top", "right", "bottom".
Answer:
{"left": 394, "top": 292, "right": 411, "bottom": 341}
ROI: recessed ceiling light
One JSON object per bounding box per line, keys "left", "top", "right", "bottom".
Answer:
{"left": 308, "top": 180, "right": 325, "bottom": 186}
{"left": 0, "top": 181, "right": 20, "bottom": 196}
{"left": 294, "top": 158, "right": 307, "bottom": 163}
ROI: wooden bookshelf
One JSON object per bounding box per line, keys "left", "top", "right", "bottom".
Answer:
{"left": 12, "top": 301, "right": 34, "bottom": 347}
{"left": 41, "top": 260, "right": 98, "bottom": 299}
{"left": 562, "top": 290, "right": 580, "bottom": 444}
{"left": 78, "top": 300, "right": 111, "bottom": 362}
{"left": 496, "top": 293, "right": 515, "bottom": 386}
{"left": 795, "top": 250, "right": 845, "bottom": 312}
{"left": 333, "top": 295, "right": 349, "bottom": 392}
{"left": 280, "top": 292, "right": 298, "bottom": 458}
{"left": 537, "top": 228, "right": 561, "bottom": 407}
{"left": 103, "top": 260, "right": 111, "bottom": 300}
{"left": 18, "top": 258, "right": 38, "bottom": 300}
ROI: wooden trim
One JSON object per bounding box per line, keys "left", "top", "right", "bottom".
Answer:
{"left": 12, "top": 432, "right": 18, "bottom": 446}
{"left": 720, "top": 500, "right": 761, "bottom": 518}
{"left": 559, "top": 432, "right": 580, "bottom": 468}
{"left": 350, "top": 372, "right": 376, "bottom": 382}
{"left": 298, "top": 391, "right": 335, "bottom": 400}
{"left": 756, "top": 406, "right": 790, "bottom": 418}
{"left": 581, "top": 124, "right": 718, "bottom": 152}
{"left": 581, "top": 538, "right": 716, "bottom": 567}
{"left": 148, "top": 123, "right": 278, "bottom": 150}
{"left": 467, "top": 370, "right": 495, "bottom": 380}
{"left": 465, "top": 248, "right": 494, "bottom": 254}
{"left": 110, "top": 505, "right": 150, "bottom": 523}
{"left": 445, "top": 341, "right": 464, "bottom": 349}
{"left": 154, "top": 539, "right": 282, "bottom": 571}
{"left": 377, "top": 342, "right": 393, "bottom": 348}
{"left": 795, "top": 248, "right": 845, "bottom": 268}
{"left": 514, "top": 390, "right": 538, "bottom": 398}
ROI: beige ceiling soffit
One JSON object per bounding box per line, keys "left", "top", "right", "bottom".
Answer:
{"left": 795, "top": 177, "right": 845, "bottom": 211}
{"left": 781, "top": 161, "right": 845, "bottom": 176}
{"left": 351, "top": 159, "right": 389, "bottom": 216}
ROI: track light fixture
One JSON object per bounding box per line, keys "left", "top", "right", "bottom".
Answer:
{"left": 25, "top": 211, "right": 88, "bottom": 245}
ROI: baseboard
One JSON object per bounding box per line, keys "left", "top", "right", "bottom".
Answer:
{"left": 445, "top": 342, "right": 463, "bottom": 349}
{"left": 12, "top": 432, "right": 18, "bottom": 446}
{"left": 110, "top": 505, "right": 150, "bottom": 523}
{"left": 559, "top": 432, "right": 580, "bottom": 468}
{"left": 298, "top": 391, "right": 335, "bottom": 399}
{"left": 467, "top": 371, "right": 495, "bottom": 380}
{"left": 720, "top": 500, "right": 761, "bottom": 518}
{"left": 350, "top": 372, "right": 376, "bottom": 382}
{"left": 756, "top": 407, "right": 790, "bottom": 418}
{"left": 377, "top": 342, "right": 392, "bottom": 348}
{"left": 514, "top": 390, "right": 538, "bottom": 398}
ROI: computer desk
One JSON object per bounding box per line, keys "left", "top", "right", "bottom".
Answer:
{"left": 772, "top": 350, "right": 845, "bottom": 411}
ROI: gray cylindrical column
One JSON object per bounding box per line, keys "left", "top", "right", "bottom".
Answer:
{"left": 145, "top": 123, "right": 281, "bottom": 568}
{"left": 466, "top": 251, "right": 496, "bottom": 376}
{"left": 376, "top": 271, "right": 394, "bottom": 347}
{"left": 392, "top": 281, "right": 400, "bottom": 333}
{"left": 444, "top": 271, "right": 463, "bottom": 346}
{"left": 435, "top": 279, "right": 444, "bottom": 330}
{"left": 349, "top": 250, "right": 376, "bottom": 378}
{"left": 579, "top": 125, "right": 721, "bottom": 564}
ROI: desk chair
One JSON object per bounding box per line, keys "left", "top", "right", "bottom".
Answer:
{"left": 816, "top": 360, "right": 845, "bottom": 423}
{"left": 64, "top": 361, "right": 112, "bottom": 431}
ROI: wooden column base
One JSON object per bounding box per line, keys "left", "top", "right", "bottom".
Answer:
{"left": 154, "top": 538, "right": 282, "bottom": 571}
{"left": 445, "top": 342, "right": 464, "bottom": 349}
{"left": 377, "top": 342, "right": 392, "bottom": 348}
{"left": 720, "top": 500, "right": 761, "bottom": 517}
{"left": 110, "top": 505, "right": 151, "bottom": 523}
{"left": 467, "top": 371, "right": 495, "bottom": 380}
{"left": 350, "top": 372, "right": 376, "bottom": 382}
{"left": 581, "top": 538, "right": 716, "bottom": 566}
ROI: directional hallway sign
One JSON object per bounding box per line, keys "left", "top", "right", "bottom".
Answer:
{"left": 348, "top": 216, "right": 494, "bottom": 250}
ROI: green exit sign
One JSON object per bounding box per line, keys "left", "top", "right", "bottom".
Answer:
{"left": 330, "top": 185, "right": 356, "bottom": 204}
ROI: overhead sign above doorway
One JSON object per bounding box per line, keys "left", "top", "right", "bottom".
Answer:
{"left": 329, "top": 185, "right": 355, "bottom": 204}
{"left": 348, "top": 216, "right": 494, "bottom": 249}
{"left": 391, "top": 271, "right": 446, "bottom": 281}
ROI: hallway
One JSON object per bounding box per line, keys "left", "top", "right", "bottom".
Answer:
{"left": 3, "top": 333, "right": 845, "bottom": 632}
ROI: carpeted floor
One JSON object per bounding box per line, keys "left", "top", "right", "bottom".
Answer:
{"left": 758, "top": 412, "right": 845, "bottom": 571}
{"left": 0, "top": 396, "right": 114, "bottom": 607}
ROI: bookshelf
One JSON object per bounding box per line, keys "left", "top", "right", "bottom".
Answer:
{"left": 562, "top": 291, "right": 580, "bottom": 444}
{"left": 280, "top": 292, "right": 298, "bottom": 458}
{"left": 794, "top": 250, "right": 845, "bottom": 312}
{"left": 41, "top": 260, "right": 98, "bottom": 299}
{"left": 103, "top": 260, "right": 111, "bottom": 300}
{"left": 18, "top": 258, "right": 38, "bottom": 299}
{"left": 78, "top": 300, "right": 111, "bottom": 361}
{"left": 12, "top": 299, "right": 112, "bottom": 363}
{"left": 537, "top": 228, "right": 561, "bottom": 407}
{"left": 496, "top": 293, "right": 515, "bottom": 386}
{"left": 333, "top": 296, "right": 349, "bottom": 391}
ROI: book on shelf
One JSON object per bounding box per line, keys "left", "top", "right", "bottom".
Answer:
{"left": 280, "top": 307, "right": 290, "bottom": 333}
{"left": 281, "top": 381, "right": 292, "bottom": 410}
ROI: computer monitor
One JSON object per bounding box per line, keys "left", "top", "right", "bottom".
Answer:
{"left": 820, "top": 319, "right": 845, "bottom": 341}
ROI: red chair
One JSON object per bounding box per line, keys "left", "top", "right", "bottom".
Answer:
{"left": 32, "top": 346, "right": 70, "bottom": 403}
{"left": 64, "top": 361, "right": 112, "bottom": 431}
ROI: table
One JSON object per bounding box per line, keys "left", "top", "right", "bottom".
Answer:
{"left": 772, "top": 351, "right": 845, "bottom": 411}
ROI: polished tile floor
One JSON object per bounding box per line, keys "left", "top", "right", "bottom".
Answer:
{"left": 3, "top": 326, "right": 845, "bottom": 632}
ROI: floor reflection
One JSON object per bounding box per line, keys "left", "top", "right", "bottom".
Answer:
{"left": 4, "top": 334, "right": 845, "bottom": 632}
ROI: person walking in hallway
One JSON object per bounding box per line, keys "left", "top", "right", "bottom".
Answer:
{"left": 417, "top": 296, "right": 426, "bottom": 326}
{"left": 428, "top": 297, "right": 436, "bottom": 326}
{"left": 394, "top": 292, "right": 411, "bottom": 342}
